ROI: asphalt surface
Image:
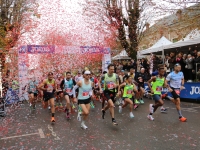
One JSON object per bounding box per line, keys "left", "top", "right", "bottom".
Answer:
{"left": 0, "top": 98, "right": 200, "bottom": 150}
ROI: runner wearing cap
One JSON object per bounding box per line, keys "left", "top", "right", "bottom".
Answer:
{"left": 99, "top": 64, "right": 120, "bottom": 126}
{"left": 165, "top": 63, "right": 187, "bottom": 122}
{"left": 72, "top": 70, "right": 94, "bottom": 129}
{"left": 38, "top": 72, "right": 57, "bottom": 123}
{"left": 55, "top": 75, "right": 64, "bottom": 109}
{"left": 75, "top": 71, "right": 83, "bottom": 83}
{"left": 60, "top": 72, "right": 76, "bottom": 119}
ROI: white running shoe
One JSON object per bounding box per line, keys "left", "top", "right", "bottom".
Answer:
{"left": 119, "top": 106, "right": 122, "bottom": 113}
{"left": 81, "top": 122, "right": 88, "bottom": 129}
{"left": 149, "top": 104, "right": 154, "bottom": 113}
{"left": 77, "top": 112, "right": 82, "bottom": 121}
{"left": 48, "top": 106, "right": 51, "bottom": 110}
{"left": 147, "top": 115, "right": 154, "bottom": 121}
{"left": 130, "top": 112, "right": 134, "bottom": 118}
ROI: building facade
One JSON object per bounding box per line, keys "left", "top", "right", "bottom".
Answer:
{"left": 139, "top": 4, "right": 200, "bottom": 51}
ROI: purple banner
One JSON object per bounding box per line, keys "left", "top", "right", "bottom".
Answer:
{"left": 80, "top": 46, "right": 110, "bottom": 54}
{"left": 27, "top": 45, "right": 55, "bottom": 54}
{"left": 19, "top": 46, "right": 27, "bottom": 53}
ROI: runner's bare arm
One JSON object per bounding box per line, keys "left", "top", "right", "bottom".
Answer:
{"left": 72, "top": 81, "right": 82, "bottom": 98}
{"left": 147, "top": 77, "right": 156, "bottom": 92}
{"left": 99, "top": 75, "right": 105, "bottom": 92}
{"left": 118, "top": 82, "right": 126, "bottom": 94}
{"left": 38, "top": 79, "right": 47, "bottom": 91}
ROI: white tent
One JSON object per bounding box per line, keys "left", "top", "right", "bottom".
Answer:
{"left": 137, "top": 36, "right": 173, "bottom": 55}
{"left": 164, "top": 37, "right": 200, "bottom": 50}
{"left": 112, "top": 50, "right": 131, "bottom": 60}
{"left": 179, "top": 28, "right": 200, "bottom": 42}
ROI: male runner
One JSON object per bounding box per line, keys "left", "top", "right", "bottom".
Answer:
{"left": 99, "top": 64, "right": 119, "bottom": 126}
{"left": 147, "top": 67, "right": 166, "bottom": 121}
{"left": 165, "top": 63, "right": 187, "bottom": 122}
{"left": 72, "top": 70, "right": 94, "bottom": 129}
{"left": 38, "top": 72, "right": 57, "bottom": 123}
{"left": 60, "top": 72, "right": 76, "bottom": 119}
{"left": 134, "top": 68, "right": 146, "bottom": 104}
{"left": 27, "top": 77, "right": 38, "bottom": 110}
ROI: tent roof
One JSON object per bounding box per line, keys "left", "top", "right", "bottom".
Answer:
{"left": 112, "top": 50, "right": 131, "bottom": 60}
{"left": 164, "top": 37, "right": 200, "bottom": 50}
{"left": 138, "top": 36, "right": 172, "bottom": 55}
{"left": 179, "top": 28, "right": 200, "bottom": 42}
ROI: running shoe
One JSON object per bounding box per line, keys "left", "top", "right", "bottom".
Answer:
{"left": 90, "top": 102, "right": 95, "bottom": 109}
{"left": 147, "top": 115, "right": 154, "bottom": 121}
{"left": 135, "top": 99, "right": 140, "bottom": 104}
{"left": 130, "top": 112, "right": 134, "bottom": 118}
{"left": 139, "top": 99, "right": 144, "bottom": 104}
{"left": 32, "top": 104, "right": 36, "bottom": 110}
{"left": 112, "top": 119, "right": 118, "bottom": 126}
{"left": 149, "top": 104, "right": 154, "bottom": 113}
{"left": 102, "top": 109, "right": 106, "bottom": 119}
{"left": 59, "top": 103, "right": 63, "bottom": 108}
{"left": 72, "top": 104, "right": 76, "bottom": 109}
{"left": 55, "top": 103, "right": 59, "bottom": 109}
{"left": 77, "top": 112, "right": 82, "bottom": 121}
{"left": 81, "top": 122, "right": 88, "bottom": 129}
{"left": 119, "top": 106, "right": 122, "bottom": 113}
{"left": 160, "top": 108, "right": 167, "bottom": 113}
{"left": 48, "top": 105, "right": 51, "bottom": 110}
{"left": 51, "top": 117, "right": 55, "bottom": 122}
{"left": 179, "top": 117, "right": 187, "bottom": 122}
{"left": 66, "top": 113, "right": 71, "bottom": 119}
{"left": 133, "top": 104, "right": 138, "bottom": 110}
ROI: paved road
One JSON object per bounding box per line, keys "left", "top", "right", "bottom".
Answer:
{"left": 0, "top": 98, "right": 200, "bottom": 150}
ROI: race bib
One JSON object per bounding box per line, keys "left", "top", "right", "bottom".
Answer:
{"left": 175, "top": 89, "right": 180, "bottom": 95}
{"left": 47, "top": 86, "right": 53, "bottom": 93}
{"left": 107, "top": 82, "right": 114, "bottom": 90}
{"left": 66, "top": 88, "right": 72, "bottom": 93}
{"left": 156, "top": 86, "right": 162, "bottom": 92}
{"left": 82, "top": 91, "right": 89, "bottom": 97}
{"left": 127, "top": 90, "right": 132, "bottom": 94}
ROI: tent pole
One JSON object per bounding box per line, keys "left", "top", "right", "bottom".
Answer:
{"left": 162, "top": 49, "right": 165, "bottom": 64}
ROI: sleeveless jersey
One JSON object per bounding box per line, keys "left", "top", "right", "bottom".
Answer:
{"left": 64, "top": 79, "right": 73, "bottom": 94}
{"left": 152, "top": 76, "right": 165, "bottom": 95}
{"left": 104, "top": 73, "right": 117, "bottom": 92}
{"left": 123, "top": 84, "right": 134, "bottom": 98}
{"left": 46, "top": 79, "right": 55, "bottom": 93}
{"left": 78, "top": 79, "right": 92, "bottom": 100}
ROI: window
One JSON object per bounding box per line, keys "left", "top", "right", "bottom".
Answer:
{"left": 172, "top": 38, "right": 178, "bottom": 43}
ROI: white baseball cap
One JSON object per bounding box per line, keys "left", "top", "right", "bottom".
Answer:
{"left": 84, "top": 70, "right": 91, "bottom": 75}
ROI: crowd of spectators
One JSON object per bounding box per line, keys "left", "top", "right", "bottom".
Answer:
{"left": 113, "top": 47, "right": 200, "bottom": 82}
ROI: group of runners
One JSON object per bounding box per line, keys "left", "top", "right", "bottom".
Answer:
{"left": 27, "top": 63, "right": 187, "bottom": 129}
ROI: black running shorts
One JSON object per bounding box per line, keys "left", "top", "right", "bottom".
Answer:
{"left": 103, "top": 90, "right": 116, "bottom": 102}
{"left": 78, "top": 97, "right": 91, "bottom": 105}
{"left": 43, "top": 92, "right": 55, "bottom": 101}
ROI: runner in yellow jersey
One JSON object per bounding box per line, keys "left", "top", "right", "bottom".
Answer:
{"left": 38, "top": 72, "right": 57, "bottom": 123}
{"left": 147, "top": 68, "right": 166, "bottom": 121}
{"left": 118, "top": 75, "right": 138, "bottom": 118}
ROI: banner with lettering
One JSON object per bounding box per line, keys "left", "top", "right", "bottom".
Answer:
{"left": 144, "top": 83, "right": 200, "bottom": 100}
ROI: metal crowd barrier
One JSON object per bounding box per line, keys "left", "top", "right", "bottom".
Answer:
{"left": 196, "top": 63, "right": 200, "bottom": 82}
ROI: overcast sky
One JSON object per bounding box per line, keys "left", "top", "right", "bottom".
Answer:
{"left": 19, "top": 0, "right": 199, "bottom": 46}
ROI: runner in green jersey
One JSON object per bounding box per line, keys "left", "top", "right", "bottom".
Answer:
{"left": 118, "top": 75, "right": 138, "bottom": 118}
{"left": 147, "top": 67, "right": 166, "bottom": 121}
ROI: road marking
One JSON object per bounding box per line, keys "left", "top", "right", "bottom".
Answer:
{"left": 38, "top": 128, "right": 45, "bottom": 138}
{"left": 1, "top": 129, "right": 45, "bottom": 140}
{"left": 48, "top": 125, "right": 60, "bottom": 140}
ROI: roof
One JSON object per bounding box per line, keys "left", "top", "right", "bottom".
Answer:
{"left": 150, "top": 3, "right": 200, "bottom": 30}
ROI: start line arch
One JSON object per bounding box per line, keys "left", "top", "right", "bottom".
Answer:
{"left": 17, "top": 45, "right": 111, "bottom": 102}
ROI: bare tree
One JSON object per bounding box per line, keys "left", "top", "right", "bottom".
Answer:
{"left": 0, "top": 0, "right": 38, "bottom": 49}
